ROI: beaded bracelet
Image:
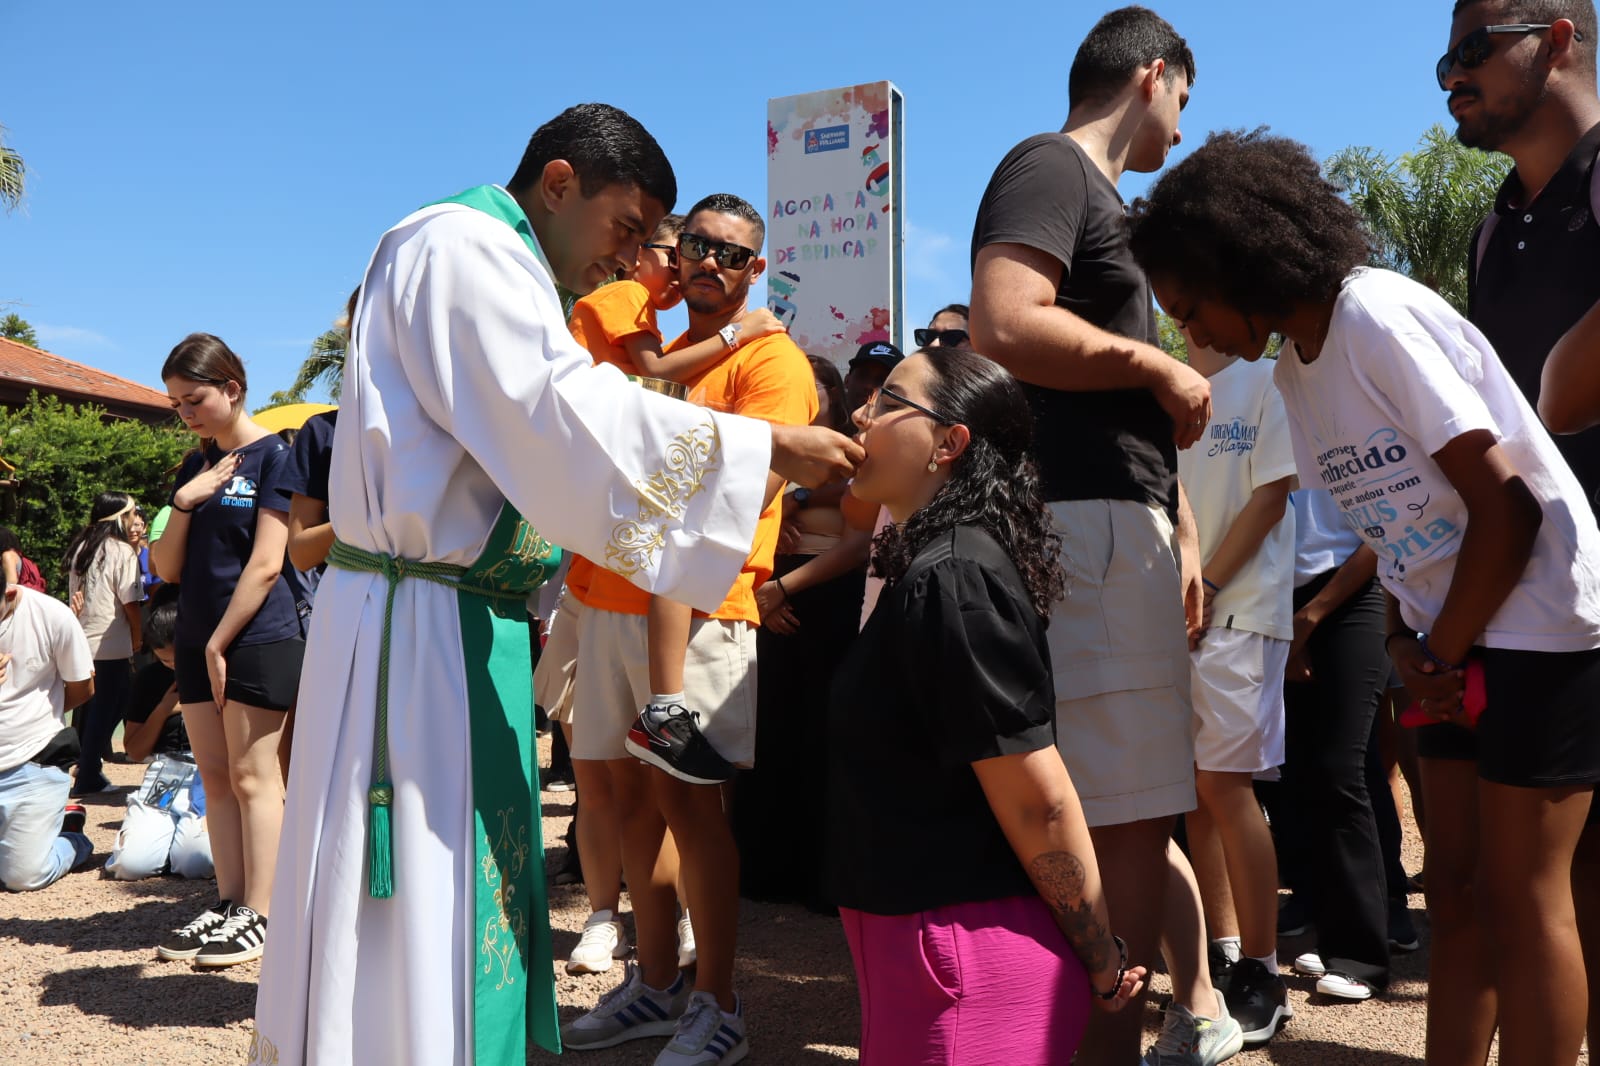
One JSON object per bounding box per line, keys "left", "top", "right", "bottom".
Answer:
{"left": 1094, "top": 935, "right": 1129, "bottom": 1000}
{"left": 1418, "top": 634, "right": 1466, "bottom": 672}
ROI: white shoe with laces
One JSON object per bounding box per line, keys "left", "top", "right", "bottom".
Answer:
{"left": 1316, "top": 972, "right": 1375, "bottom": 1001}
{"left": 1292, "top": 951, "right": 1326, "bottom": 977}
{"left": 677, "top": 910, "right": 697, "bottom": 969}
{"left": 1142, "top": 989, "right": 1244, "bottom": 1065}
{"left": 653, "top": 991, "right": 747, "bottom": 1066}
{"left": 560, "top": 963, "right": 688, "bottom": 1050}
{"left": 567, "top": 909, "right": 628, "bottom": 975}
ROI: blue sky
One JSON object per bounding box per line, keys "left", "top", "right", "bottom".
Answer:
{"left": 2, "top": 0, "right": 1467, "bottom": 403}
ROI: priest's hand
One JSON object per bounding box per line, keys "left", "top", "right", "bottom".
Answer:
{"left": 769, "top": 424, "right": 863, "bottom": 488}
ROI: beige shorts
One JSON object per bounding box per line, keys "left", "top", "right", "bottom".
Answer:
{"left": 1190, "top": 628, "right": 1288, "bottom": 774}
{"left": 1048, "top": 499, "right": 1196, "bottom": 827}
{"left": 570, "top": 606, "right": 758, "bottom": 765}
{"left": 533, "top": 596, "right": 581, "bottom": 725}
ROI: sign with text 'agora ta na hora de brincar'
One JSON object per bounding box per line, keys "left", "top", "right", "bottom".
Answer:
{"left": 766, "top": 82, "right": 905, "bottom": 369}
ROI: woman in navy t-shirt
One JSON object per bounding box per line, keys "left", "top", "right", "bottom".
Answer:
{"left": 149, "top": 333, "right": 305, "bottom": 970}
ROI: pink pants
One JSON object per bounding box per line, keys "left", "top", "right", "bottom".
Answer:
{"left": 839, "top": 894, "right": 1091, "bottom": 1066}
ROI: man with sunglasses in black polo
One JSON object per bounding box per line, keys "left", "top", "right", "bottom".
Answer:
{"left": 1443, "top": 1, "right": 1600, "bottom": 1060}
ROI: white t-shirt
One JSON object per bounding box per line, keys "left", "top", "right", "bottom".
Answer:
{"left": 0, "top": 587, "right": 95, "bottom": 772}
{"left": 1178, "top": 359, "right": 1298, "bottom": 639}
{"left": 67, "top": 538, "right": 142, "bottom": 660}
{"left": 1291, "top": 489, "right": 1365, "bottom": 588}
{"left": 1273, "top": 268, "right": 1600, "bottom": 652}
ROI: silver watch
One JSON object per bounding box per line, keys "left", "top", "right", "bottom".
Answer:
{"left": 718, "top": 323, "right": 742, "bottom": 350}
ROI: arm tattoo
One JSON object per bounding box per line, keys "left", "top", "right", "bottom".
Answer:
{"left": 1028, "top": 851, "right": 1112, "bottom": 974}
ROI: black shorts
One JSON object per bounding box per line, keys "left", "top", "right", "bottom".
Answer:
{"left": 1416, "top": 645, "right": 1600, "bottom": 791}
{"left": 174, "top": 638, "right": 306, "bottom": 712}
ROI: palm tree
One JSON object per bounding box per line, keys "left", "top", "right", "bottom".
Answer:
{"left": 0, "top": 124, "right": 24, "bottom": 213}
{"left": 266, "top": 325, "right": 348, "bottom": 408}
{"left": 1325, "top": 124, "right": 1512, "bottom": 314}
{"left": 0, "top": 313, "right": 38, "bottom": 346}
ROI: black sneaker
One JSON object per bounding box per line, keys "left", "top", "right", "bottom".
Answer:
{"left": 1207, "top": 941, "right": 1236, "bottom": 996}
{"left": 61, "top": 804, "right": 87, "bottom": 836}
{"left": 156, "top": 901, "right": 233, "bottom": 961}
{"left": 1225, "top": 958, "right": 1292, "bottom": 1045}
{"left": 624, "top": 704, "right": 735, "bottom": 785}
{"left": 1388, "top": 898, "right": 1420, "bottom": 952}
{"left": 194, "top": 905, "right": 268, "bottom": 968}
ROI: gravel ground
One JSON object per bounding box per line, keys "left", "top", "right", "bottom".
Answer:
{"left": 0, "top": 750, "right": 1588, "bottom": 1065}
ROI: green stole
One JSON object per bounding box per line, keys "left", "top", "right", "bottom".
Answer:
{"left": 360, "top": 183, "right": 568, "bottom": 1061}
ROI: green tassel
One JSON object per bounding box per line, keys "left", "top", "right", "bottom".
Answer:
{"left": 367, "top": 783, "right": 394, "bottom": 899}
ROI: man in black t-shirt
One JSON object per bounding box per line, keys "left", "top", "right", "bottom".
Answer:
{"left": 1445, "top": 0, "right": 1600, "bottom": 1053}
{"left": 970, "top": 8, "right": 1231, "bottom": 1063}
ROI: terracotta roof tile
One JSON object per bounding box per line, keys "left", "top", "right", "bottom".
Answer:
{"left": 0, "top": 336, "right": 171, "bottom": 412}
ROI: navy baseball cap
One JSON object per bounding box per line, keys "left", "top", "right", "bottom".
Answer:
{"left": 848, "top": 341, "right": 905, "bottom": 372}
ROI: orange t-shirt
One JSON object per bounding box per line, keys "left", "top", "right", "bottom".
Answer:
{"left": 566, "top": 328, "right": 818, "bottom": 623}
{"left": 567, "top": 279, "right": 655, "bottom": 373}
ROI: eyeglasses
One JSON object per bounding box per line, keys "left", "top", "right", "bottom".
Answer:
{"left": 1435, "top": 23, "right": 1579, "bottom": 89}
{"left": 677, "top": 233, "right": 758, "bottom": 270}
{"left": 642, "top": 241, "right": 678, "bottom": 266}
{"left": 913, "top": 328, "right": 970, "bottom": 348}
{"left": 865, "top": 385, "right": 955, "bottom": 425}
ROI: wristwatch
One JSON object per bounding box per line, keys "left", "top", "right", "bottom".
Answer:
{"left": 718, "top": 323, "right": 742, "bottom": 350}
{"left": 792, "top": 487, "right": 812, "bottom": 508}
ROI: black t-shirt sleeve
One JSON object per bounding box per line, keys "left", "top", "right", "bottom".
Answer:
{"left": 256, "top": 442, "right": 293, "bottom": 515}
{"left": 124, "top": 663, "right": 175, "bottom": 724}
{"left": 277, "top": 413, "right": 336, "bottom": 503}
{"left": 899, "top": 558, "right": 1056, "bottom": 767}
{"left": 972, "top": 135, "right": 1088, "bottom": 280}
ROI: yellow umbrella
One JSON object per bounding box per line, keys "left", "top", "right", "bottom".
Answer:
{"left": 254, "top": 403, "right": 335, "bottom": 433}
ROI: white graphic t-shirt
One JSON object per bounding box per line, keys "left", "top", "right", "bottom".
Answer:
{"left": 1273, "top": 268, "right": 1600, "bottom": 652}
{"left": 1178, "top": 359, "right": 1298, "bottom": 639}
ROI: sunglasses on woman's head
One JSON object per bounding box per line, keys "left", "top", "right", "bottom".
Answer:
{"left": 1435, "top": 23, "right": 1579, "bottom": 89}
{"left": 677, "top": 233, "right": 757, "bottom": 270}
{"left": 914, "top": 328, "right": 970, "bottom": 348}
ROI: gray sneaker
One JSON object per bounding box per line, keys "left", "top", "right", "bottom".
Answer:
{"left": 1143, "top": 990, "right": 1244, "bottom": 1066}
{"left": 562, "top": 963, "right": 689, "bottom": 1051}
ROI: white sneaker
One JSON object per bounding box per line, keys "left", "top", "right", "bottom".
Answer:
{"left": 1292, "top": 952, "right": 1326, "bottom": 977}
{"left": 677, "top": 910, "right": 697, "bottom": 969}
{"left": 653, "top": 990, "right": 747, "bottom": 1065}
{"left": 1142, "top": 989, "right": 1244, "bottom": 1065}
{"left": 1316, "top": 972, "right": 1375, "bottom": 1001}
{"left": 567, "top": 909, "right": 628, "bottom": 975}
{"left": 560, "top": 962, "right": 688, "bottom": 1050}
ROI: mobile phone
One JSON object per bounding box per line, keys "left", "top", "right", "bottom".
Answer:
{"left": 1398, "top": 658, "right": 1486, "bottom": 728}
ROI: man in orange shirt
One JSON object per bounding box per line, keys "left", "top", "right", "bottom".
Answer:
{"left": 563, "top": 193, "right": 816, "bottom": 1066}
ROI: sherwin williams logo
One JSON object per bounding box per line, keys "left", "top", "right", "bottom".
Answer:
{"left": 221, "top": 476, "right": 258, "bottom": 508}
{"left": 804, "top": 125, "right": 850, "bottom": 154}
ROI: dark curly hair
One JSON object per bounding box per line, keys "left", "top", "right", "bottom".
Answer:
{"left": 870, "top": 348, "right": 1066, "bottom": 621}
{"left": 1127, "top": 129, "right": 1374, "bottom": 319}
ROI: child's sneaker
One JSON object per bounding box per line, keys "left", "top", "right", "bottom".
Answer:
{"left": 567, "top": 909, "right": 628, "bottom": 975}
{"left": 194, "top": 905, "right": 268, "bottom": 968}
{"left": 561, "top": 963, "right": 689, "bottom": 1050}
{"left": 653, "top": 990, "right": 747, "bottom": 1066}
{"left": 156, "top": 900, "right": 233, "bottom": 961}
{"left": 625, "top": 704, "right": 735, "bottom": 785}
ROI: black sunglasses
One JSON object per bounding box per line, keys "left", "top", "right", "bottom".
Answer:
{"left": 642, "top": 241, "right": 678, "bottom": 266}
{"left": 914, "top": 328, "right": 970, "bottom": 348}
{"left": 677, "top": 233, "right": 758, "bottom": 270}
{"left": 866, "top": 385, "right": 956, "bottom": 425}
{"left": 1436, "top": 23, "right": 1579, "bottom": 89}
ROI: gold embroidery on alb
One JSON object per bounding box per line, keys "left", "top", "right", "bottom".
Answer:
{"left": 605, "top": 421, "right": 721, "bottom": 577}
{"left": 246, "top": 1031, "right": 281, "bottom": 1066}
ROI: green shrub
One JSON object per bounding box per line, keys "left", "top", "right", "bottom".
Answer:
{"left": 0, "top": 393, "right": 190, "bottom": 595}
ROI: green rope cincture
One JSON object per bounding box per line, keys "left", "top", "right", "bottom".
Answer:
{"left": 326, "top": 538, "right": 527, "bottom": 899}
